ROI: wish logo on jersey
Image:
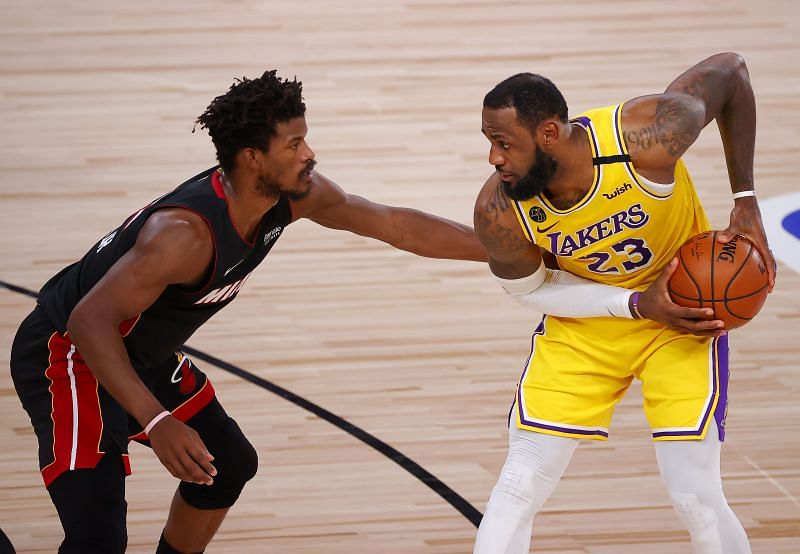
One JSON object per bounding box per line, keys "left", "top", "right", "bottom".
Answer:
{"left": 546, "top": 203, "right": 650, "bottom": 256}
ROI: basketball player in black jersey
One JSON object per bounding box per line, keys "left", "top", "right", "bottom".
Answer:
{"left": 10, "top": 71, "right": 487, "bottom": 554}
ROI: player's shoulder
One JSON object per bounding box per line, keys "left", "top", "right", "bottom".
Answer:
{"left": 137, "top": 208, "right": 213, "bottom": 254}
{"left": 475, "top": 172, "right": 503, "bottom": 211}
{"left": 474, "top": 172, "right": 519, "bottom": 232}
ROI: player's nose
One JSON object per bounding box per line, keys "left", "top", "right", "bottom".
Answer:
{"left": 488, "top": 145, "right": 505, "bottom": 166}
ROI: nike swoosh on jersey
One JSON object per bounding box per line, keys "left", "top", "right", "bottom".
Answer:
{"left": 224, "top": 257, "right": 246, "bottom": 276}
{"left": 535, "top": 222, "right": 559, "bottom": 233}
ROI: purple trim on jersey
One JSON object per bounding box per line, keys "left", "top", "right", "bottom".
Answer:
{"left": 652, "top": 335, "right": 726, "bottom": 441}
{"left": 713, "top": 334, "right": 729, "bottom": 441}
{"left": 573, "top": 116, "right": 591, "bottom": 127}
{"left": 512, "top": 317, "right": 610, "bottom": 438}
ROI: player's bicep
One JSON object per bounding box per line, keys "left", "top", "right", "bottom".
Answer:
{"left": 72, "top": 212, "right": 213, "bottom": 324}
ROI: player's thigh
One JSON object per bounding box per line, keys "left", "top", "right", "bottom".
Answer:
{"left": 514, "top": 316, "right": 634, "bottom": 440}
{"left": 639, "top": 334, "right": 728, "bottom": 440}
{"left": 47, "top": 447, "right": 128, "bottom": 553}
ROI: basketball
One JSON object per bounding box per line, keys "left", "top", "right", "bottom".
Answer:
{"left": 668, "top": 231, "right": 769, "bottom": 330}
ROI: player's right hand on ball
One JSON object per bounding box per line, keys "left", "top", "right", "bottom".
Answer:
{"left": 638, "top": 258, "right": 727, "bottom": 337}
{"left": 148, "top": 415, "right": 217, "bottom": 485}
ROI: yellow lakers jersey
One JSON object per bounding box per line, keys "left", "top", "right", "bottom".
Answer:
{"left": 512, "top": 103, "right": 710, "bottom": 291}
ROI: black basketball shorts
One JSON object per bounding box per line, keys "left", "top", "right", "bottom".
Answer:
{"left": 10, "top": 306, "right": 216, "bottom": 487}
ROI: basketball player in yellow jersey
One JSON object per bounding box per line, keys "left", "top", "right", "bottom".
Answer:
{"left": 473, "top": 53, "right": 776, "bottom": 554}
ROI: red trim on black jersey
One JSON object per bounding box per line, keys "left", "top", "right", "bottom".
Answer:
{"left": 41, "top": 333, "right": 105, "bottom": 487}
{"left": 211, "top": 169, "right": 226, "bottom": 199}
{"left": 118, "top": 314, "right": 141, "bottom": 337}
{"left": 211, "top": 171, "right": 256, "bottom": 246}
{"left": 127, "top": 378, "right": 216, "bottom": 442}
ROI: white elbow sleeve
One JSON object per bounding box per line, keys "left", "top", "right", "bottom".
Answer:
{"left": 494, "top": 266, "right": 634, "bottom": 319}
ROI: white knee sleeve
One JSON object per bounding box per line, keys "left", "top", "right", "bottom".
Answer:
{"left": 669, "top": 492, "right": 722, "bottom": 553}
{"left": 474, "top": 427, "right": 578, "bottom": 554}
{"left": 656, "top": 425, "right": 751, "bottom": 554}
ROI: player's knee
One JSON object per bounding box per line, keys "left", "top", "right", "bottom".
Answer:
{"left": 491, "top": 459, "right": 540, "bottom": 517}
{"left": 179, "top": 418, "right": 258, "bottom": 509}
{"left": 669, "top": 492, "right": 719, "bottom": 539}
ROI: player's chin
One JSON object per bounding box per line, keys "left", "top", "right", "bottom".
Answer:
{"left": 285, "top": 181, "right": 312, "bottom": 200}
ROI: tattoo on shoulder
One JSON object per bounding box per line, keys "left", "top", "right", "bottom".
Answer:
{"left": 625, "top": 96, "right": 701, "bottom": 158}
{"left": 476, "top": 186, "right": 530, "bottom": 253}
{"left": 485, "top": 182, "right": 511, "bottom": 222}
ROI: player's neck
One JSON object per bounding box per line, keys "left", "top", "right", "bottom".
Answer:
{"left": 541, "top": 123, "right": 596, "bottom": 210}
{"left": 219, "top": 170, "right": 279, "bottom": 242}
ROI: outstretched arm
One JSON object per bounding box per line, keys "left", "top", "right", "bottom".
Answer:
{"left": 289, "top": 171, "right": 487, "bottom": 261}
{"left": 624, "top": 52, "right": 776, "bottom": 290}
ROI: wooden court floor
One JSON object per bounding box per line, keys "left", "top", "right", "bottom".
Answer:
{"left": 1, "top": 1, "right": 798, "bottom": 552}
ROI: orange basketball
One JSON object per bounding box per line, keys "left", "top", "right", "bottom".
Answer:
{"left": 668, "top": 231, "right": 769, "bottom": 330}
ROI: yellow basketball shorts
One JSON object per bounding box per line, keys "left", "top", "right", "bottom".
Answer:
{"left": 510, "top": 315, "right": 729, "bottom": 442}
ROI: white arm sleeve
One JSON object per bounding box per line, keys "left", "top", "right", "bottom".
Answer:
{"left": 494, "top": 264, "right": 635, "bottom": 319}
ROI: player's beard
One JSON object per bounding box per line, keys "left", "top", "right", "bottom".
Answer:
{"left": 502, "top": 146, "right": 559, "bottom": 201}
{"left": 256, "top": 160, "right": 316, "bottom": 200}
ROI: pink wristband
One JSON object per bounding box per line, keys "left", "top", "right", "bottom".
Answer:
{"left": 144, "top": 410, "right": 171, "bottom": 435}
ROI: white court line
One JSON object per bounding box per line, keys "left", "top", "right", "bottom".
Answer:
{"left": 741, "top": 454, "right": 800, "bottom": 509}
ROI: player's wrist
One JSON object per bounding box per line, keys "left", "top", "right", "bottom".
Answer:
{"left": 628, "top": 291, "right": 643, "bottom": 319}
{"left": 732, "top": 189, "right": 755, "bottom": 200}
{"left": 144, "top": 410, "right": 172, "bottom": 436}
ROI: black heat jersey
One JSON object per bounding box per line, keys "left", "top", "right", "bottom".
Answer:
{"left": 36, "top": 167, "right": 292, "bottom": 369}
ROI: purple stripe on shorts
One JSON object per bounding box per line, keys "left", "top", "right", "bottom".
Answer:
{"left": 713, "top": 334, "right": 729, "bottom": 441}
{"left": 652, "top": 336, "right": 725, "bottom": 440}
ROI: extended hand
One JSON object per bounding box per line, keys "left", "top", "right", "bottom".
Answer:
{"left": 148, "top": 415, "right": 216, "bottom": 485}
{"left": 637, "top": 258, "right": 726, "bottom": 337}
{"left": 718, "top": 196, "right": 777, "bottom": 291}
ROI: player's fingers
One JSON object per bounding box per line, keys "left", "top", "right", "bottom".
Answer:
{"left": 190, "top": 447, "right": 217, "bottom": 478}
{"left": 767, "top": 249, "right": 777, "bottom": 292}
{"left": 673, "top": 305, "right": 715, "bottom": 320}
{"left": 716, "top": 228, "right": 736, "bottom": 243}
{"left": 179, "top": 451, "right": 214, "bottom": 485}
{"left": 160, "top": 459, "right": 181, "bottom": 480}
{"left": 656, "top": 257, "right": 679, "bottom": 283}
{"left": 676, "top": 318, "right": 726, "bottom": 333}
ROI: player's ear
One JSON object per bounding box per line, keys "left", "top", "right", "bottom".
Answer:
{"left": 238, "top": 147, "right": 262, "bottom": 171}
{"left": 539, "top": 119, "right": 560, "bottom": 146}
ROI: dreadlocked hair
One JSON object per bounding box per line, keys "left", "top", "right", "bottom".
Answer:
{"left": 195, "top": 70, "right": 306, "bottom": 172}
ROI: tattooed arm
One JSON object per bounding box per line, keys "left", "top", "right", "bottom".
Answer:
{"left": 622, "top": 52, "right": 776, "bottom": 290}
{"left": 474, "top": 174, "right": 542, "bottom": 279}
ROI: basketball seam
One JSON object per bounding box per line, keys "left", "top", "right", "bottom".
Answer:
{"left": 673, "top": 236, "right": 703, "bottom": 305}
{"left": 710, "top": 230, "right": 717, "bottom": 316}
{"left": 723, "top": 238, "right": 758, "bottom": 319}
